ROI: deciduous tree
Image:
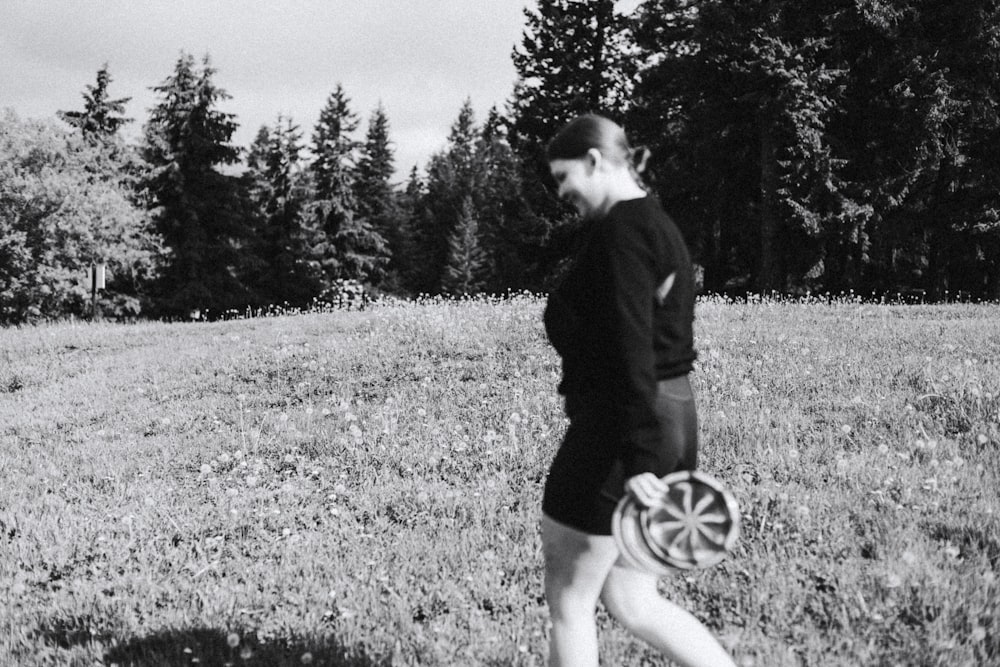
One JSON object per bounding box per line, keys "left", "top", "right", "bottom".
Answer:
{"left": 0, "top": 111, "right": 161, "bottom": 323}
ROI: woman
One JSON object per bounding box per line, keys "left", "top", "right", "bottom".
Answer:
{"left": 541, "top": 115, "right": 735, "bottom": 667}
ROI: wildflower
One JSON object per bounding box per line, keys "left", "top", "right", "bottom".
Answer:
{"left": 840, "top": 424, "right": 852, "bottom": 435}
{"left": 301, "top": 653, "right": 313, "bottom": 665}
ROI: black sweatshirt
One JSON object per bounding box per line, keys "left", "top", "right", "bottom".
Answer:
{"left": 543, "top": 195, "right": 697, "bottom": 477}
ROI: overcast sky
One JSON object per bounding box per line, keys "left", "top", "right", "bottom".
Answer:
{"left": 1, "top": 0, "right": 574, "bottom": 180}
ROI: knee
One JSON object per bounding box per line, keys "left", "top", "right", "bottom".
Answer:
{"left": 600, "top": 569, "right": 659, "bottom": 631}
{"left": 544, "top": 562, "right": 592, "bottom": 619}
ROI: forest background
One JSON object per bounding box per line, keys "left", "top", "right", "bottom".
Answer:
{"left": 3, "top": 0, "right": 1000, "bottom": 325}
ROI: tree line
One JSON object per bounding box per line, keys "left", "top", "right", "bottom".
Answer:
{"left": 2, "top": 0, "right": 998, "bottom": 324}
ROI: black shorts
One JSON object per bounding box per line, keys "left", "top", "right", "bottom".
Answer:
{"left": 541, "top": 375, "right": 698, "bottom": 535}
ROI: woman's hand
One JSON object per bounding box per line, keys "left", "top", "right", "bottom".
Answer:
{"left": 624, "top": 472, "right": 669, "bottom": 508}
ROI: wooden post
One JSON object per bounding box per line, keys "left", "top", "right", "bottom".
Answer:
{"left": 90, "top": 263, "right": 106, "bottom": 321}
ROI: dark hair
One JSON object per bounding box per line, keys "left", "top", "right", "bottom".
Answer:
{"left": 546, "top": 114, "right": 651, "bottom": 179}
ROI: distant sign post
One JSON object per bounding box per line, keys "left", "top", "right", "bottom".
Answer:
{"left": 90, "top": 263, "right": 106, "bottom": 320}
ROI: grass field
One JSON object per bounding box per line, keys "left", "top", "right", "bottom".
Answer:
{"left": 1, "top": 296, "right": 998, "bottom": 666}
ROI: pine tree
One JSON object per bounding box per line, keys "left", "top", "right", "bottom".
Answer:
{"left": 355, "top": 103, "right": 396, "bottom": 223}
{"left": 415, "top": 99, "right": 482, "bottom": 293}
{"left": 508, "top": 0, "right": 638, "bottom": 287}
{"left": 355, "top": 104, "right": 400, "bottom": 280}
{"left": 389, "top": 166, "right": 427, "bottom": 294}
{"left": 442, "top": 196, "right": 487, "bottom": 295}
{"left": 308, "top": 86, "right": 388, "bottom": 286}
{"left": 244, "top": 116, "right": 319, "bottom": 307}
{"left": 510, "top": 0, "right": 636, "bottom": 154}
{"left": 58, "top": 63, "right": 132, "bottom": 140}
{"left": 475, "top": 107, "right": 536, "bottom": 291}
{"left": 311, "top": 85, "right": 359, "bottom": 214}
{"left": 630, "top": 0, "right": 1000, "bottom": 297}
{"left": 142, "top": 52, "right": 249, "bottom": 317}
{"left": 630, "top": 0, "right": 860, "bottom": 293}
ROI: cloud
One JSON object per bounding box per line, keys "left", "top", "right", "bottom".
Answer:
{"left": 1, "top": 0, "right": 530, "bottom": 175}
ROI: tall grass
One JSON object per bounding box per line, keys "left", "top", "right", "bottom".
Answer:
{"left": 1, "top": 296, "right": 997, "bottom": 666}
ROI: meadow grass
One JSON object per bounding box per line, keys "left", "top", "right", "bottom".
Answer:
{"left": 0, "top": 296, "right": 997, "bottom": 666}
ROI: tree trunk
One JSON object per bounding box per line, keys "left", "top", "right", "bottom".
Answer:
{"left": 758, "top": 119, "right": 781, "bottom": 292}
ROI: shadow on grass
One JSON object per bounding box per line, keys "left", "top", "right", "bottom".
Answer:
{"left": 37, "top": 620, "right": 393, "bottom": 667}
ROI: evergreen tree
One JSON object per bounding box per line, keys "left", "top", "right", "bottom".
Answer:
{"left": 58, "top": 63, "right": 132, "bottom": 140}
{"left": 355, "top": 103, "right": 396, "bottom": 224}
{"left": 244, "top": 116, "right": 319, "bottom": 307}
{"left": 630, "top": 0, "right": 1000, "bottom": 297}
{"left": 442, "top": 196, "right": 488, "bottom": 295}
{"left": 508, "top": 0, "right": 638, "bottom": 287}
{"left": 142, "top": 52, "right": 249, "bottom": 317}
{"left": 831, "top": 0, "right": 1000, "bottom": 298}
{"left": 355, "top": 103, "right": 400, "bottom": 281}
{"left": 308, "top": 86, "right": 388, "bottom": 286}
{"left": 510, "top": 0, "right": 636, "bottom": 155}
{"left": 389, "top": 166, "right": 427, "bottom": 294}
{"left": 414, "top": 99, "right": 482, "bottom": 293}
{"left": 475, "top": 107, "right": 536, "bottom": 291}
{"left": 311, "top": 85, "right": 359, "bottom": 213}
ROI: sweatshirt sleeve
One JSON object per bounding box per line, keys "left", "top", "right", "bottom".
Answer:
{"left": 601, "top": 216, "right": 663, "bottom": 477}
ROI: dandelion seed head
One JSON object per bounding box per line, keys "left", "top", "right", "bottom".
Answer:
{"left": 226, "top": 633, "right": 240, "bottom": 648}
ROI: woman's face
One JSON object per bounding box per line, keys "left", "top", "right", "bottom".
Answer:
{"left": 550, "top": 155, "right": 603, "bottom": 220}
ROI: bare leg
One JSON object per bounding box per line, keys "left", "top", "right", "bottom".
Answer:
{"left": 541, "top": 515, "right": 620, "bottom": 667}
{"left": 600, "top": 563, "right": 736, "bottom": 667}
